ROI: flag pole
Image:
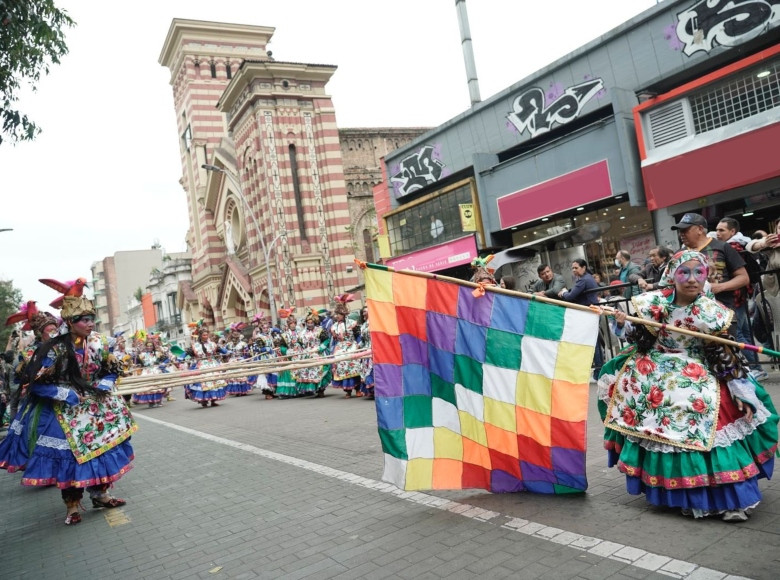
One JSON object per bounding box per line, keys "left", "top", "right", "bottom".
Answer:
{"left": 358, "top": 260, "right": 780, "bottom": 358}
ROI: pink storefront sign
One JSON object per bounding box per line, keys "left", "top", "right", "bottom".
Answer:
{"left": 386, "top": 235, "right": 478, "bottom": 273}
{"left": 497, "top": 160, "right": 613, "bottom": 230}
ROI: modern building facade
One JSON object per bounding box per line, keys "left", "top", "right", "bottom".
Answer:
{"left": 90, "top": 248, "right": 163, "bottom": 334}
{"left": 379, "top": 0, "right": 780, "bottom": 291}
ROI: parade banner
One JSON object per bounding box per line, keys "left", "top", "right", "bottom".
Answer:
{"left": 364, "top": 265, "right": 599, "bottom": 494}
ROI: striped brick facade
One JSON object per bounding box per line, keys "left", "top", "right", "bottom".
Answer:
{"left": 160, "top": 19, "right": 360, "bottom": 326}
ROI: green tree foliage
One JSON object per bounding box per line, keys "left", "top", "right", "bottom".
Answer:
{"left": 0, "top": 0, "right": 74, "bottom": 145}
{"left": 0, "top": 279, "right": 23, "bottom": 349}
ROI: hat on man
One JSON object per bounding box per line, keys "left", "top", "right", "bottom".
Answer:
{"left": 671, "top": 213, "right": 708, "bottom": 230}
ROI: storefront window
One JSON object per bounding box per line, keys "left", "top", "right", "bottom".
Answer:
{"left": 508, "top": 199, "right": 654, "bottom": 283}
{"left": 385, "top": 181, "right": 476, "bottom": 256}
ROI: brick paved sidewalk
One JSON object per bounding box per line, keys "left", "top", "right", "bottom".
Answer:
{"left": 0, "top": 378, "right": 777, "bottom": 579}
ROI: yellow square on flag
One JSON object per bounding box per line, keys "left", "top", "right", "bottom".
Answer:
{"left": 365, "top": 268, "right": 394, "bottom": 303}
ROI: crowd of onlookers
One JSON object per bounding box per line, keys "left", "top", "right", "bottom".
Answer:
{"left": 493, "top": 212, "right": 780, "bottom": 382}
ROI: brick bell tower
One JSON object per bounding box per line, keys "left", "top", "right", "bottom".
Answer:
{"left": 159, "top": 19, "right": 358, "bottom": 327}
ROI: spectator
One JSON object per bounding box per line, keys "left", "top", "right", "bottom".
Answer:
{"left": 558, "top": 259, "right": 600, "bottom": 306}
{"left": 559, "top": 259, "right": 602, "bottom": 378}
{"left": 499, "top": 276, "right": 516, "bottom": 290}
{"left": 532, "top": 264, "right": 565, "bottom": 298}
{"left": 614, "top": 250, "right": 641, "bottom": 298}
{"left": 746, "top": 221, "right": 780, "bottom": 297}
{"left": 714, "top": 217, "right": 765, "bottom": 378}
{"left": 672, "top": 212, "right": 755, "bottom": 364}
{"left": 637, "top": 246, "right": 673, "bottom": 292}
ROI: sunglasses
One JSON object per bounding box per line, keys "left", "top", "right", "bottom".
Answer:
{"left": 673, "top": 265, "right": 708, "bottom": 284}
{"left": 71, "top": 315, "right": 96, "bottom": 324}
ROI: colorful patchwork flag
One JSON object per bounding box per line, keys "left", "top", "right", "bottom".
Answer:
{"left": 364, "top": 265, "right": 599, "bottom": 494}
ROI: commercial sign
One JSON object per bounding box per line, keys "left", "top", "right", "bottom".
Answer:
{"left": 385, "top": 235, "right": 478, "bottom": 273}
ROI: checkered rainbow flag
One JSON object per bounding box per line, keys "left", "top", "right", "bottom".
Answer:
{"left": 363, "top": 264, "right": 600, "bottom": 494}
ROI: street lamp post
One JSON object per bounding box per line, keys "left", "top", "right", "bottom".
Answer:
{"left": 202, "top": 164, "right": 283, "bottom": 326}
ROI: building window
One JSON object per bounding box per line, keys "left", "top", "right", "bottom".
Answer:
{"left": 226, "top": 61, "right": 232, "bottom": 79}
{"left": 690, "top": 58, "right": 780, "bottom": 134}
{"left": 362, "top": 228, "right": 375, "bottom": 263}
{"left": 385, "top": 180, "right": 475, "bottom": 256}
{"left": 182, "top": 124, "right": 192, "bottom": 151}
{"left": 288, "top": 144, "right": 308, "bottom": 241}
{"left": 210, "top": 61, "right": 217, "bottom": 78}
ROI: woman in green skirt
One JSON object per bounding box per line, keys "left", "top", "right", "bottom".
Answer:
{"left": 598, "top": 249, "right": 777, "bottom": 522}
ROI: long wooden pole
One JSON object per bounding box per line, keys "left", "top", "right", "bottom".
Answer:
{"left": 362, "top": 262, "right": 780, "bottom": 357}
{"left": 115, "top": 350, "right": 370, "bottom": 395}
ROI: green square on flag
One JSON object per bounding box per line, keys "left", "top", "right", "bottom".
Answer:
{"left": 432, "top": 374, "right": 457, "bottom": 407}
{"left": 404, "top": 396, "right": 433, "bottom": 428}
{"left": 525, "top": 300, "right": 565, "bottom": 341}
{"left": 453, "top": 353, "right": 483, "bottom": 394}
{"left": 485, "top": 328, "right": 523, "bottom": 370}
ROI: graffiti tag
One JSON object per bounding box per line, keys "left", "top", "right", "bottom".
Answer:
{"left": 676, "top": 0, "right": 780, "bottom": 56}
{"left": 507, "top": 78, "right": 605, "bottom": 138}
{"left": 390, "top": 145, "right": 445, "bottom": 197}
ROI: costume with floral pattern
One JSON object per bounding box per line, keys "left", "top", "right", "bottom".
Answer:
{"left": 275, "top": 328, "right": 299, "bottom": 398}
{"left": 131, "top": 349, "right": 166, "bottom": 407}
{"left": 0, "top": 332, "right": 137, "bottom": 488}
{"left": 186, "top": 339, "right": 227, "bottom": 404}
{"left": 293, "top": 326, "right": 328, "bottom": 395}
{"left": 598, "top": 287, "right": 778, "bottom": 515}
{"left": 330, "top": 318, "right": 360, "bottom": 389}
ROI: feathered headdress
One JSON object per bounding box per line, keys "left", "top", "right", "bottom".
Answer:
{"left": 134, "top": 329, "right": 148, "bottom": 343}
{"left": 470, "top": 255, "right": 496, "bottom": 284}
{"left": 277, "top": 307, "right": 295, "bottom": 319}
{"left": 305, "top": 308, "right": 320, "bottom": 325}
{"left": 229, "top": 322, "right": 248, "bottom": 332}
{"left": 5, "top": 300, "right": 39, "bottom": 330}
{"left": 333, "top": 293, "right": 354, "bottom": 316}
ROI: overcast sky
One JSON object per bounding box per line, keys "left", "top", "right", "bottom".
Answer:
{"left": 0, "top": 0, "right": 659, "bottom": 310}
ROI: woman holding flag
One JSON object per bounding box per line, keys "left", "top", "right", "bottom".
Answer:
{"left": 598, "top": 250, "right": 778, "bottom": 522}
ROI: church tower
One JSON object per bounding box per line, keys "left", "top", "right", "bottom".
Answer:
{"left": 159, "top": 19, "right": 358, "bottom": 326}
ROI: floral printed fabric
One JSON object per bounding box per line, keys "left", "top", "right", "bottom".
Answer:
{"left": 55, "top": 333, "right": 137, "bottom": 464}
{"left": 58, "top": 395, "right": 137, "bottom": 464}
{"left": 331, "top": 319, "right": 361, "bottom": 380}
{"left": 605, "top": 291, "right": 733, "bottom": 451}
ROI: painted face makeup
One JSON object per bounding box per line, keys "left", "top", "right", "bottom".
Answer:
{"left": 674, "top": 264, "right": 708, "bottom": 284}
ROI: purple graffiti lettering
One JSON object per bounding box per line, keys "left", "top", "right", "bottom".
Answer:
{"left": 507, "top": 78, "right": 605, "bottom": 138}
{"left": 390, "top": 145, "right": 446, "bottom": 197}
{"left": 676, "top": 0, "right": 780, "bottom": 56}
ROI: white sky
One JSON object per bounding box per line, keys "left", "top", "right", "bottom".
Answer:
{"left": 0, "top": 0, "right": 659, "bottom": 309}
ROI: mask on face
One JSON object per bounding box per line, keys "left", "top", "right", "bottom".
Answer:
{"left": 614, "top": 258, "right": 622, "bottom": 268}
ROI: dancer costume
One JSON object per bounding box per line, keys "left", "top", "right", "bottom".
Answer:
{"left": 358, "top": 317, "right": 374, "bottom": 398}
{"left": 275, "top": 311, "right": 299, "bottom": 398}
{"left": 225, "top": 324, "right": 251, "bottom": 397}
{"left": 295, "top": 310, "right": 329, "bottom": 396}
{"left": 330, "top": 296, "right": 360, "bottom": 393}
{"left": 130, "top": 346, "right": 166, "bottom": 408}
{"left": 0, "top": 297, "right": 137, "bottom": 493}
{"left": 598, "top": 251, "right": 777, "bottom": 517}
{"left": 187, "top": 332, "right": 227, "bottom": 406}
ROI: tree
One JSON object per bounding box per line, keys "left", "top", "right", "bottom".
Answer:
{"left": 0, "top": 279, "right": 23, "bottom": 349}
{"left": 0, "top": 1, "right": 74, "bottom": 145}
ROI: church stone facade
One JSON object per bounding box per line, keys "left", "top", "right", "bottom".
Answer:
{"left": 159, "top": 19, "right": 388, "bottom": 328}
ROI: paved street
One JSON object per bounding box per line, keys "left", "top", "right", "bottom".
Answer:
{"left": 1, "top": 377, "right": 778, "bottom": 580}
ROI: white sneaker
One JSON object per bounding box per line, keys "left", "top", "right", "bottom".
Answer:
{"left": 750, "top": 369, "right": 769, "bottom": 381}
{"left": 722, "top": 510, "right": 749, "bottom": 522}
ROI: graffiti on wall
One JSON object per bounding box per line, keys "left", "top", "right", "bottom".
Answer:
{"left": 390, "top": 144, "right": 447, "bottom": 197}
{"left": 506, "top": 78, "right": 605, "bottom": 138}
{"left": 675, "top": 0, "right": 780, "bottom": 56}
